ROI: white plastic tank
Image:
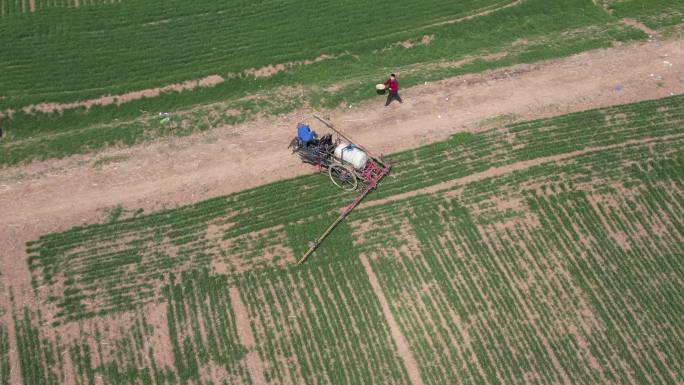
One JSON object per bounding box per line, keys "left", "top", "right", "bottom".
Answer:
{"left": 334, "top": 143, "right": 368, "bottom": 169}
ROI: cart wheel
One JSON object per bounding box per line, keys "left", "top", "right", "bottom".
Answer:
{"left": 329, "top": 164, "right": 358, "bottom": 191}
{"left": 288, "top": 137, "right": 302, "bottom": 152}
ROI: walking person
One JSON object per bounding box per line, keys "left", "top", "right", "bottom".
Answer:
{"left": 384, "top": 73, "right": 402, "bottom": 106}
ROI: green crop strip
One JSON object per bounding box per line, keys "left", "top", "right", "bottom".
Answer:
{"left": 12, "top": 304, "right": 179, "bottom": 385}
{"left": 236, "top": 258, "right": 411, "bottom": 385}
{"left": 0, "top": 322, "right": 9, "bottom": 385}
{"left": 163, "top": 269, "right": 251, "bottom": 385}
{"left": 13, "top": 308, "right": 62, "bottom": 385}
{"left": 0, "top": 0, "right": 656, "bottom": 165}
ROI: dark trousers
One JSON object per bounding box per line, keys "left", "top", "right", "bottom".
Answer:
{"left": 385, "top": 91, "right": 402, "bottom": 106}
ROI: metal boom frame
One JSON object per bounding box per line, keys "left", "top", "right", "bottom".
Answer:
{"left": 296, "top": 115, "right": 391, "bottom": 264}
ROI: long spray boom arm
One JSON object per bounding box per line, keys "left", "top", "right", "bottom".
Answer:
{"left": 296, "top": 115, "right": 391, "bottom": 264}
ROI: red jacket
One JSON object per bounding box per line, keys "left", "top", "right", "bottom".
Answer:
{"left": 385, "top": 78, "right": 399, "bottom": 93}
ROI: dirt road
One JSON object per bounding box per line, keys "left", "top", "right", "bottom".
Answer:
{"left": 1, "top": 37, "right": 682, "bottom": 289}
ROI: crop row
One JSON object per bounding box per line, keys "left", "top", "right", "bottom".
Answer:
{"left": 0, "top": 0, "right": 625, "bottom": 108}
{"left": 15, "top": 151, "right": 682, "bottom": 385}
{"left": 236, "top": 259, "right": 410, "bottom": 385}
{"left": 163, "top": 269, "right": 252, "bottom": 385}
{"left": 13, "top": 308, "right": 62, "bottom": 385}
{"left": 69, "top": 311, "right": 170, "bottom": 385}
{"left": 0, "top": 322, "right": 9, "bottom": 385}
{"left": 526, "top": 189, "right": 684, "bottom": 384}
{"left": 367, "top": 198, "right": 589, "bottom": 385}
{"left": 373, "top": 95, "right": 684, "bottom": 200}
{"left": 353, "top": 130, "right": 683, "bottom": 232}
{"left": 350, "top": 138, "right": 682, "bottom": 235}
{"left": 13, "top": 304, "right": 179, "bottom": 385}
{"left": 27, "top": 204, "right": 296, "bottom": 322}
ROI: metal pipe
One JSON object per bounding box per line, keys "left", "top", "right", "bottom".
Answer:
{"left": 312, "top": 114, "right": 388, "bottom": 167}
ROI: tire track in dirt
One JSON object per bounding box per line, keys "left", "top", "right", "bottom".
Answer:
{"left": 359, "top": 254, "right": 425, "bottom": 385}
{"left": 229, "top": 287, "right": 267, "bottom": 385}
{"left": 359, "top": 133, "right": 684, "bottom": 211}
{"left": 423, "top": 0, "right": 522, "bottom": 29}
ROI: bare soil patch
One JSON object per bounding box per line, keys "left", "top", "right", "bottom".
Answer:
{"left": 21, "top": 74, "right": 225, "bottom": 115}
{"left": 391, "top": 35, "right": 434, "bottom": 50}
{"left": 145, "top": 302, "right": 176, "bottom": 370}
{"left": 247, "top": 64, "right": 287, "bottom": 78}
{"left": 245, "top": 53, "right": 341, "bottom": 78}
{"left": 621, "top": 18, "right": 658, "bottom": 37}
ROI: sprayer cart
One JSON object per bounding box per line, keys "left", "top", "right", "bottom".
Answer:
{"left": 287, "top": 115, "right": 391, "bottom": 264}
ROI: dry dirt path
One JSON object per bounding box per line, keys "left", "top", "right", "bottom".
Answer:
{"left": 1, "top": 37, "right": 683, "bottom": 293}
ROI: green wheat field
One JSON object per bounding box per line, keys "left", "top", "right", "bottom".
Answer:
{"left": 1, "top": 0, "right": 683, "bottom": 384}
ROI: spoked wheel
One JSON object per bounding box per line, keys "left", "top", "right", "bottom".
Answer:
{"left": 288, "top": 137, "right": 302, "bottom": 152}
{"left": 328, "top": 164, "right": 358, "bottom": 191}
